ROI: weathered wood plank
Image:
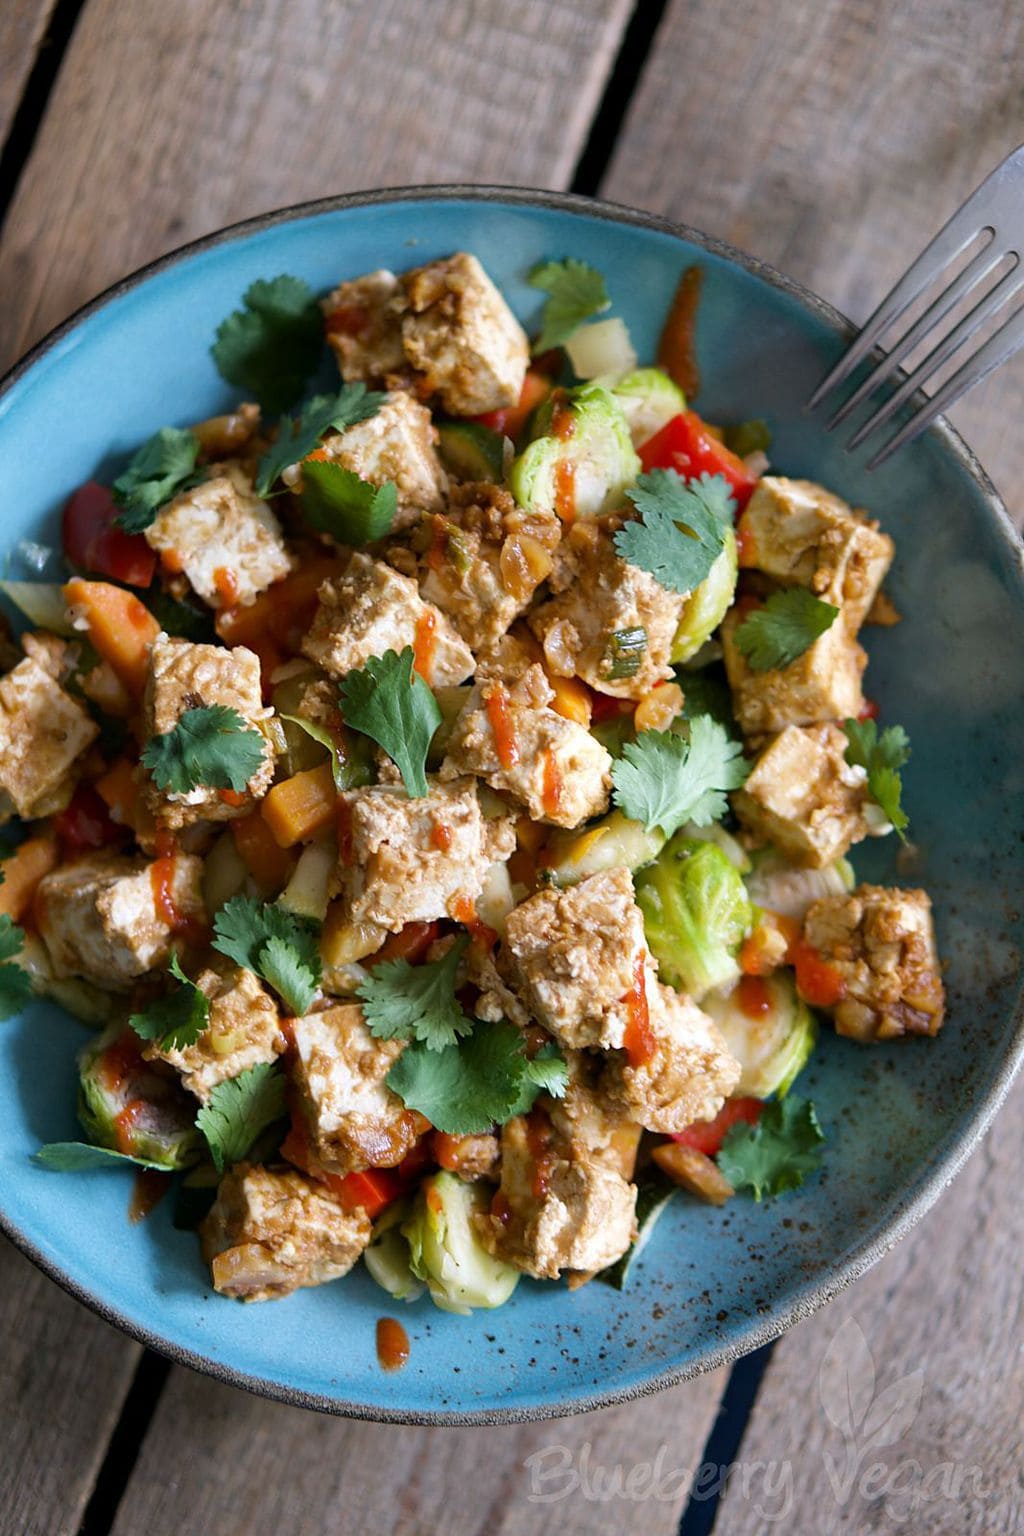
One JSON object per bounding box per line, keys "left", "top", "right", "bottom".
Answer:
{"left": 603, "top": 0, "right": 1024, "bottom": 520}
{"left": 0, "top": 1240, "right": 141, "bottom": 1536}
{"left": 109, "top": 1369, "right": 728, "bottom": 1536}
{"left": 0, "top": 0, "right": 633, "bottom": 368}
{"left": 0, "top": 0, "right": 56, "bottom": 144}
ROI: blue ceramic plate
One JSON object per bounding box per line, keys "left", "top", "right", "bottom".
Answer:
{"left": 1, "top": 189, "right": 1022, "bottom": 1423}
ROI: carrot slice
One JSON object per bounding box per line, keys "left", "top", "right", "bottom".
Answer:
{"left": 260, "top": 762, "right": 336, "bottom": 847}
{"left": 63, "top": 578, "right": 159, "bottom": 697}
{"left": 0, "top": 832, "right": 59, "bottom": 920}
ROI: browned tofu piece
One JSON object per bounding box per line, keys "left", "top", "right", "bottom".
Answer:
{"left": 289, "top": 1003, "right": 422, "bottom": 1176}
{"left": 400, "top": 253, "right": 530, "bottom": 415}
{"left": 476, "top": 1111, "right": 637, "bottom": 1280}
{"left": 732, "top": 723, "right": 883, "bottom": 867}
{"left": 600, "top": 978, "right": 741, "bottom": 1134}
{"left": 305, "top": 391, "right": 447, "bottom": 531}
{"left": 417, "top": 481, "right": 560, "bottom": 653}
{"left": 142, "top": 633, "right": 275, "bottom": 829}
{"left": 322, "top": 268, "right": 406, "bottom": 382}
{"left": 801, "top": 884, "right": 945, "bottom": 1041}
{"left": 36, "top": 851, "right": 205, "bottom": 990}
{"left": 721, "top": 605, "right": 866, "bottom": 737}
{"left": 200, "top": 1163, "right": 372, "bottom": 1301}
{"left": 501, "top": 868, "right": 649, "bottom": 1050}
{"left": 142, "top": 963, "right": 285, "bottom": 1102}
{"left": 737, "top": 476, "right": 893, "bottom": 632}
{"left": 0, "top": 656, "right": 98, "bottom": 822}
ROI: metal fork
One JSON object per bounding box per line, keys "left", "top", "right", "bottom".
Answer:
{"left": 807, "top": 143, "right": 1024, "bottom": 467}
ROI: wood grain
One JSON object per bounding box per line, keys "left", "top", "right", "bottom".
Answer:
{"left": 603, "top": 0, "right": 1024, "bottom": 522}
{"left": 0, "top": 1241, "right": 140, "bottom": 1536}
{"left": 0, "top": 0, "right": 633, "bottom": 369}
{"left": 0, "top": 0, "right": 56, "bottom": 144}
{"left": 109, "top": 1368, "right": 727, "bottom": 1536}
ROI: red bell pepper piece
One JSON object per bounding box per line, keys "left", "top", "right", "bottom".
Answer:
{"left": 638, "top": 410, "right": 759, "bottom": 511}
{"left": 53, "top": 783, "right": 128, "bottom": 856}
{"left": 62, "top": 481, "right": 156, "bottom": 588}
{"left": 672, "top": 1097, "right": 762, "bottom": 1157}
{"left": 473, "top": 368, "right": 550, "bottom": 442}
{"left": 330, "top": 1168, "right": 404, "bottom": 1220}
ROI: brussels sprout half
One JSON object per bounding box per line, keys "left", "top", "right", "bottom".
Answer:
{"left": 78, "top": 1023, "right": 203, "bottom": 1171}
{"left": 744, "top": 846, "right": 854, "bottom": 921}
{"left": 701, "top": 971, "right": 818, "bottom": 1099}
{"left": 402, "top": 1171, "right": 520, "bottom": 1315}
{"left": 607, "top": 367, "right": 686, "bottom": 448}
{"left": 635, "top": 833, "right": 753, "bottom": 1000}
{"left": 509, "top": 385, "right": 640, "bottom": 521}
{"left": 671, "top": 528, "right": 738, "bottom": 664}
{"left": 363, "top": 1199, "right": 426, "bottom": 1303}
{"left": 540, "top": 809, "right": 666, "bottom": 888}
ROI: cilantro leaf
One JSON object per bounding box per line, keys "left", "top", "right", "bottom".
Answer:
{"left": 616, "top": 470, "right": 730, "bottom": 595}
{"left": 386, "top": 1019, "right": 567, "bottom": 1135}
{"left": 212, "top": 895, "right": 321, "bottom": 1015}
{"left": 506, "top": 1041, "right": 571, "bottom": 1118}
{"left": 111, "top": 427, "right": 202, "bottom": 533}
{"left": 358, "top": 936, "right": 474, "bottom": 1051}
{"left": 130, "top": 954, "right": 210, "bottom": 1051}
{"left": 33, "top": 1142, "right": 169, "bottom": 1173}
{"left": 843, "top": 718, "right": 911, "bottom": 841}
{"left": 339, "top": 647, "right": 442, "bottom": 798}
{"left": 255, "top": 383, "right": 388, "bottom": 497}
{"left": 734, "top": 588, "right": 839, "bottom": 672}
{"left": 211, "top": 274, "right": 323, "bottom": 415}
{"left": 0, "top": 914, "right": 32, "bottom": 1021}
{"left": 300, "top": 460, "right": 397, "bottom": 545}
{"left": 611, "top": 715, "right": 748, "bottom": 836}
{"left": 141, "top": 705, "right": 267, "bottom": 795}
{"left": 196, "top": 1062, "right": 288, "bottom": 1173}
{"left": 528, "top": 258, "right": 610, "bottom": 353}
{"left": 717, "top": 1096, "right": 825, "bottom": 1200}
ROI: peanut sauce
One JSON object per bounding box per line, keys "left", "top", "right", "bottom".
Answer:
{"left": 526, "top": 1108, "right": 555, "bottom": 1199}
{"left": 336, "top": 797, "right": 354, "bottom": 865}
{"left": 486, "top": 683, "right": 519, "bottom": 769}
{"left": 413, "top": 610, "right": 438, "bottom": 682}
{"left": 129, "top": 1168, "right": 171, "bottom": 1224}
{"left": 491, "top": 1189, "right": 512, "bottom": 1226}
{"left": 622, "top": 954, "right": 656, "bottom": 1067}
{"left": 427, "top": 513, "right": 449, "bottom": 571}
{"left": 540, "top": 747, "right": 563, "bottom": 820}
{"left": 376, "top": 1317, "right": 410, "bottom": 1372}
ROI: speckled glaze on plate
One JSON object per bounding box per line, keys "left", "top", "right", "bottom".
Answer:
{"left": 0, "top": 188, "right": 1022, "bottom": 1424}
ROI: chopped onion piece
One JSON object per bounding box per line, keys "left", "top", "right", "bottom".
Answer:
{"left": 565, "top": 317, "right": 637, "bottom": 380}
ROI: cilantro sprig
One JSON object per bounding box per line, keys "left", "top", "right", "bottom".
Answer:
{"left": 734, "top": 588, "right": 839, "bottom": 671}
{"left": 112, "top": 427, "right": 202, "bottom": 533}
{"left": 616, "top": 470, "right": 732, "bottom": 596}
{"left": 611, "top": 715, "right": 748, "bottom": 837}
{"left": 527, "top": 257, "right": 610, "bottom": 353}
{"left": 211, "top": 274, "right": 324, "bottom": 415}
{"left": 255, "top": 383, "right": 387, "bottom": 496}
{"left": 358, "top": 936, "right": 474, "bottom": 1051}
{"left": 339, "top": 647, "right": 441, "bottom": 798}
{"left": 141, "top": 705, "right": 266, "bottom": 796}
{"left": 387, "top": 1020, "right": 568, "bottom": 1136}
{"left": 301, "top": 459, "right": 397, "bottom": 545}
{"left": 0, "top": 915, "right": 32, "bottom": 1021}
{"left": 717, "top": 1096, "right": 825, "bottom": 1200}
{"left": 130, "top": 955, "right": 210, "bottom": 1052}
{"left": 196, "top": 1062, "right": 288, "bottom": 1172}
{"left": 212, "top": 896, "right": 321, "bottom": 1016}
{"left": 843, "top": 718, "right": 911, "bottom": 841}
{"left": 34, "top": 1142, "right": 171, "bottom": 1173}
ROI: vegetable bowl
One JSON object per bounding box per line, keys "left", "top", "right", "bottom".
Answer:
{"left": 0, "top": 187, "right": 1021, "bottom": 1423}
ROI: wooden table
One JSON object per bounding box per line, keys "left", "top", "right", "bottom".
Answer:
{"left": 1, "top": 3, "right": 1021, "bottom": 1531}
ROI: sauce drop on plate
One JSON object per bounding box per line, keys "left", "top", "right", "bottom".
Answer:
{"left": 376, "top": 1317, "right": 410, "bottom": 1372}
{"left": 129, "top": 1168, "right": 171, "bottom": 1224}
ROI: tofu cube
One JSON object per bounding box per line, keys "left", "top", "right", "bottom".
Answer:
{"left": 0, "top": 656, "right": 98, "bottom": 822}
{"left": 335, "top": 777, "right": 516, "bottom": 934}
{"left": 142, "top": 633, "right": 275, "bottom": 829}
{"left": 501, "top": 868, "right": 650, "bottom": 1051}
{"left": 314, "top": 390, "right": 447, "bottom": 531}
{"left": 322, "top": 268, "right": 406, "bottom": 383}
{"left": 400, "top": 253, "right": 529, "bottom": 416}
{"left": 440, "top": 665, "right": 611, "bottom": 829}
{"left": 200, "top": 1163, "right": 372, "bottom": 1301}
{"left": 418, "top": 481, "right": 560, "bottom": 653}
{"left": 737, "top": 477, "right": 893, "bottom": 631}
{"left": 477, "top": 1112, "right": 636, "bottom": 1279}
{"left": 142, "top": 963, "right": 285, "bottom": 1102}
{"left": 601, "top": 978, "right": 741, "bottom": 1134}
{"left": 529, "top": 521, "right": 685, "bottom": 700}
{"left": 721, "top": 605, "right": 866, "bottom": 737}
{"left": 301, "top": 552, "right": 474, "bottom": 687}
{"left": 144, "top": 461, "right": 292, "bottom": 609}
{"left": 36, "top": 850, "right": 205, "bottom": 989}
{"left": 732, "top": 723, "right": 880, "bottom": 867}
{"left": 802, "top": 884, "right": 945, "bottom": 1042}
{"left": 290, "top": 1003, "right": 420, "bottom": 1175}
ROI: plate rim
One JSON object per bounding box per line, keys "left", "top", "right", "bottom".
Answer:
{"left": 1, "top": 182, "right": 1021, "bottom": 1426}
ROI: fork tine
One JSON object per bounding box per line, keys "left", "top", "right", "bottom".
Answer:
{"left": 846, "top": 263, "right": 1024, "bottom": 452}
{"left": 806, "top": 215, "right": 995, "bottom": 410}
{"left": 826, "top": 242, "right": 1008, "bottom": 431}
{"left": 867, "top": 302, "right": 1024, "bottom": 467}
